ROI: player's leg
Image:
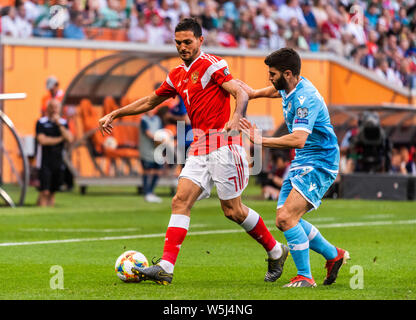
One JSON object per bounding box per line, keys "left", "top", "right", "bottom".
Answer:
{"left": 214, "top": 145, "right": 288, "bottom": 281}
{"left": 220, "top": 196, "right": 289, "bottom": 282}
{"left": 276, "top": 188, "right": 317, "bottom": 287}
{"left": 37, "top": 167, "right": 51, "bottom": 207}
{"left": 299, "top": 219, "right": 349, "bottom": 285}
{"left": 133, "top": 153, "right": 211, "bottom": 285}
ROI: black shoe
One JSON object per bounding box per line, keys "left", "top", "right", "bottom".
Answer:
{"left": 264, "top": 244, "right": 289, "bottom": 282}
{"left": 132, "top": 260, "right": 173, "bottom": 285}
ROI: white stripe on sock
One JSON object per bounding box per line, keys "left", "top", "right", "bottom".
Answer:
{"left": 288, "top": 241, "right": 309, "bottom": 251}
{"left": 240, "top": 208, "right": 260, "bottom": 232}
{"left": 168, "top": 214, "right": 190, "bottom": 230}
{"left": 308, "top": 226, "right": 318, "bottom": 241}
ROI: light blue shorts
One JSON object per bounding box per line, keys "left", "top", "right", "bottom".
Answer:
{"left": 277, "top": 166, "right": 338, "bottom": 210}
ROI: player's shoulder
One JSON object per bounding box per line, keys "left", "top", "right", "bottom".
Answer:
{"left": 294, "top": 78, "right": 322, "bottom": 106}
{"left": 37, "top": 116, "right": 49, "bottom": 125}
{"left": 199, "top": 53, "right": 227, "bottom": 67}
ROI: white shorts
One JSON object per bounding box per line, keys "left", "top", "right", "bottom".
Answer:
{"left": 179, "top": 144, "right": 249, "bottom": 201}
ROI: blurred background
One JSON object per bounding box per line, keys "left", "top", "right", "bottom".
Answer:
{"left": 0, "top": 0, "right": 415, "bottom": 206}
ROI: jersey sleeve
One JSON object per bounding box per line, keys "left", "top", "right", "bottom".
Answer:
{"left": 201, "top": 58, "right": 233, "bottom": 89}
{"left": 35, "top": 120, "right": 45, "bottom": 136}
{"left": 155, "top": 74, "right": 177, "bottom": 98}
{"left": 292, "top": 95, "right": 320, "bottom": 134}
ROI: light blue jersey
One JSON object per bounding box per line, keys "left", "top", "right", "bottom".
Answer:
{"left": 279, "top": 77, "right": 339, "bottom": 172}
{"left": 277, "top": 77, "right": 340, "bottom": 210}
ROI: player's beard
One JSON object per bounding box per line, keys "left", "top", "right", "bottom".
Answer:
{"left": 272, "top": 74, "right": 289, "bottom": 91}
{"left": 179, "top": 48, "right": 199, "bottom": 65}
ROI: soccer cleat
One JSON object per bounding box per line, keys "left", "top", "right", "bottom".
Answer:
{"left": 264, "top": 244, "right": 289, "bottom": 282}
{"left": 323, "top": 248, "right": 350, "bottom": 285}
{"left": 283, "top": 275, "right": 317, "bottom": 288}
{"left": 132, "top": 263, "right": 173, "bottom": 285}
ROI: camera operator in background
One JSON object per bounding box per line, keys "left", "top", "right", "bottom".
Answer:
{"left": 35, "top": 99, "right": 73, "bottom": 207}
{"left": 349, "top": 112, "right": 391, "bottom": 173}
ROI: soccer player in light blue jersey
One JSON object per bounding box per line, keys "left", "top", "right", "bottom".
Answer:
{"left": 238, "top": 48, "right": 349, "bottom": 288}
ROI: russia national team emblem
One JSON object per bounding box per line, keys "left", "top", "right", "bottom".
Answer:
{"left": 191, "top": 71, "right": 199, "bottom": 84}
{"left": 296, "top": 107, "right": 308, "bottom": 118}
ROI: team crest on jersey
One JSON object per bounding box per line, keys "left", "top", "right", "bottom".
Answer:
{"left": 191, "top": 71, "right": 199, "bottom": 84}
{"left": 223, "top": 68, "right": 230, "bottom": 76}
{"left": 296, "top": 107, "right": 308, "bottom": 118}
{"left": 287, "top": 102, "right": 292, "bottom": 112}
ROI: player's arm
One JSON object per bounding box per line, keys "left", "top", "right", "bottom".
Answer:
{"left": 240, "top": 118, "right": 309, "bottom": 149}
{"left": 36, "top": 133, "right": 64, "bottom": 146}
{"left": 99, "top": 92, "right": 169, "bottom": 135}
{"left": 262, "top": 130, "right": 309, "bottom": 149}
{"left": 235, "top": 79, "right": 281, "bottom": 99}
{"left": 51, "top": 114, "right": 73, "bottom": 143}
{"left": 221, "top": 79, "right": 249, "bottom": 134}
{"left": 57, "top": 124, "right": 74, "bottom": 144}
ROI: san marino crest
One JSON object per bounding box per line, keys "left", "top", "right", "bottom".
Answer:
{"left": 191, "top": 71, "right": 199, "bottom": 84}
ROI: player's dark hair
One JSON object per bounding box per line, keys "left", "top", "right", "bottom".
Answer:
{"left": 175, "top": 18, "right": 202, "bottom": 38}
{"left": 264, "top": 48, "right": 301, "bottom": 76}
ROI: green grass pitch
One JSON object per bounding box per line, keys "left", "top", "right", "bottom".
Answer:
{"left": 0, "top": 183, "right": 415, "bottom": 300}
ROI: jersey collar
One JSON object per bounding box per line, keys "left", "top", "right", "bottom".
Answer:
{"left": 285, "top": 77, "right": 304, "bottom": 99}
{"left": 183, "top": 51, "right": 203, "bottom": 72}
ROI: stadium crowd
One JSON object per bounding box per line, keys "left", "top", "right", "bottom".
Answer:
{"left": 1, "top": 0, "right": 415, "bottom": 88}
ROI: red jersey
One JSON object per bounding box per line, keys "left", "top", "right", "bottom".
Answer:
{"left": 155, "top": 52, "right": 241, "bottom": 155}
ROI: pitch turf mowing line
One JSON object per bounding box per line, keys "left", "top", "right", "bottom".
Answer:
{"left": 1, "top": 219, "right": 415, "bottom": 247}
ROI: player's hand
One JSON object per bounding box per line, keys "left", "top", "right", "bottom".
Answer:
{"left": 99, "top": 113, "right": 114, "bottom": 136}
{"left": 235, "top": 79, "right": 255, "bottom": 99}
{"left": 223, "top": 118, "right": 240, "bottom": 137}
{"left": 51, "top": 113, "right": 60, "bottom": 124}
{"left": 239, "top": 118, "right": 262, "bottom": 145}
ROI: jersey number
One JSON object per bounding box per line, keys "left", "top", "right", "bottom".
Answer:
{"left": 183, "top": 89, "right": 190, "bottom": 104}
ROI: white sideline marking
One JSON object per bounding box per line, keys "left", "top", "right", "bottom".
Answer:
{"left": 1, "top": 219, "right": 415, "bottom": 247}
{"left": 20, "top": 224, "right": 208, "bottom": 233}
{"left": 21, "top": 228, "right": 141, "bottom": 233}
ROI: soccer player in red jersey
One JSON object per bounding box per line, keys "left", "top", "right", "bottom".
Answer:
{"left": 99, "top": 18, "right": 289, "bottom": 285}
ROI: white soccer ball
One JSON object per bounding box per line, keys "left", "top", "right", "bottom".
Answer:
{"left": 114, "top": 250, "right": 149, "bottom": 282}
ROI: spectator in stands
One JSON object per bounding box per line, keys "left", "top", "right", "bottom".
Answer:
{"left": 276, "top": 0, "right": 307, "bottom": 26}
{"left": 145, "top": 13, "right": 166, "bottom": 45}
{"left": 98, "top": 0, "right": 124, "bottom": 28}
{"left": 389, "top": 148, "right": 408, "bottom": 174}
{"left": 217, "top": 18, "right": 238, "bottom": 47}
{"left": 63, "top": 11, "right": 86, "bottom": 39}
{"left": 1, "top": 6, "right": 20, "bottom": 37}
{"left": 8, "top": 0, "right": 416, "bottom": 88}
{"left": 375, "top": 56, "right": 402, "bottom": 86}
{"left": 310, "top": 0, "right": 328, "bottom": 28}
{"left": 140, "top": 109, "right": 164, "bottom": 203}
{"left": 15, "top": 2, "right": 33, "bottom": 37}
{"left": 35, "top": 99, "right": 73, "bottom": 207}
{"left": 23, "top": 0, "right": 43, "bottom": 24}
{"left": 365, "top": 2, "right": 380, "bottom": 30}
{"left": 128, "top": 10, "right": 148, "bottom": 42}
{"left": 301, "top": 0, "right": 317, "bottom": 30}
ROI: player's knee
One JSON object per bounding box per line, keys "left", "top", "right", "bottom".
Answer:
{"left": 221, "top": 202, "right": 245, "bottom": 224}
{"left": 275, "top": 207, "right": 292, "bottom": 232}
{"left": 171, "top": 192, "right": 192, "bottom": 213}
